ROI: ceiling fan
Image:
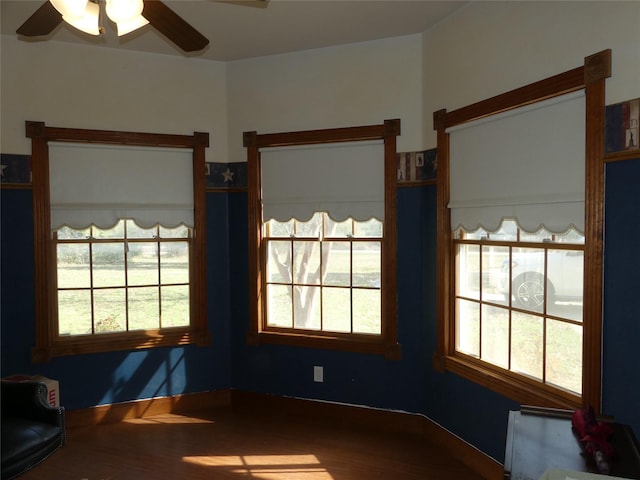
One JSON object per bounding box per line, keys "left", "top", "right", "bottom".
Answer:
{"left": 16, "top": 0, "right": 265, "bottom": 53}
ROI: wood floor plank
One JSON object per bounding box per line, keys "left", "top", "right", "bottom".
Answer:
{"left": 20, "top": 407, "right": 487, "bottom": 479}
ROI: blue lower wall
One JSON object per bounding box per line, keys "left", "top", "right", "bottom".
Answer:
{"left": 2, "top": 160, "right": 639, "bottom": 462}
{"left": 0, "top": 191, "right": 232, "bottom": 410}
{"left": 602, "top": 158, "right": 640, "bottom": 432}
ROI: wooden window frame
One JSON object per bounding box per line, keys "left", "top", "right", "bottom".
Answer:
{"left": 432, "top": 50, "right": 611, "bottom": 410}
{"left": 28, "top": 121, "right": 210, "bottom": 362}
{"left": 244, "top": 119, "right": 402, "bottom": 360}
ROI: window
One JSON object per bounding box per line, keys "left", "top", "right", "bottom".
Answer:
{"left": 28, "top": 122, "right": 210, "bottom": 361}
{"left": 433, "top": 50, "right": 611, "bottom": 410}
{"left": 244, "top": 120, "right": 401, "bottom": 358}
{"left": 55, "top": 221, "right": 191, "bottom": 336}
{"left": 264, "top": 213, "right": 382, "bottom": 334}
{"left": 454, "top": 220, "right": 584, "bottom": 396}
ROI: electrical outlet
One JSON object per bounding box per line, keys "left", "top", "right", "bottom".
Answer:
{"left": 313, "top": 365, "right": 323, "bottom": 383}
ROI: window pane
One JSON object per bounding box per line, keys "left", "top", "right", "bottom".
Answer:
{"left": 293, "top": 241, "right": 320, "bottom": 285}
{"left": 94, "top": 289, "right": 126, "bottom": 333}
{"left": 490, "top": 219, "right": 518, "bottom": 241}
{"left": 93, "top": 243, "right": 125, "bottom": 287}
{"left": 267, "top": 241, "right": 292, "bottom": 283}
{"left": 519, "top": 229, "right": 551, "bottom": 243}
{"left": 58, "top": 290, "right": 92, "bottom": 335}
{"left": 161, "top": 285, "right": 190, "bottom": 328}
{"left": 57, "top": 244, "right": 90, "bottom": 288}
{"left": 352, "top": 242, "right": 380, "bottom": 288}
{"left": 546, "top": 319, "right": 582, "bottom": 394}
{"left": 481, "top": 304, "right": 509, "bottom": 368}
{"left": 482, "top": 245, "right": 509, "bottom": 306}
{"left": 322, "top": 241, "right": 350, "bottom": 287}
{"left": 267, "top": 284, "right": 292, "bottom": 327}
{"left": 546, "top": 249, "right": 583, "bottom": 322}
{"left": 293, "top": 285, "right": 321, "bottom": 330}
{"left": 457, "top": 226, "right": 487, "bottom": 241}
{"left": 128, "top": 243, "right": 159, "bottom": 286}
{"left": 57, "top": 226, "right": 90, "bottom": 240}
{"left": 266, "top": 219, "right": 294, "bottom": 238}
{"left": 353, "top": 288, "right": 380, "bottom": 334}
{"left": 128, "top": 287, "right": 160, "bottom": 330}
{"left": 511, "top": 311, "right": 543, "bottom": 381}
{"left": 126, "top": 220, "right": 157, "bottom": 239}
{"left": 324, "top": 217, "right": 352, "bottom": 238}
{"left": 159, "top": 225, "right": 189, "bottom": 239}
{"left": 160, "top": 242, "right": 189, "bottom": 284}
{"left": 93, "top": 222, "right": 125, "bottom": 239}
{"left": 295, "top": 213, "right": 322, "bottom": 237}
{"left": 353, "top": 218, "right": 382, "bottom": 238}
{"left": 510, "top": 247, "right": 546, "bottom": 312}
{"left": 456, "top": 299, "right": 479, "bottom": 356}
{"left": 458, "top": 244, "right": 480, "bottom": 300}
{"left": 322, "top": 287, "right": 351, "bottom": 333}
{"left": 553, "top": 229, "right": 585, "bottom": 244}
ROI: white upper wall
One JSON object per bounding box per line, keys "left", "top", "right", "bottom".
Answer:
{"left": 2, "top": 2, "right": 638, "bottom": 161}
{"left": 226, "top": 34, "right": 424, "bottom": 163}
{"left": 0, "top": 36, "right": 228, "bottom": 163}
{"left": 422, "top": 1, "right": 640, "bottom": 147}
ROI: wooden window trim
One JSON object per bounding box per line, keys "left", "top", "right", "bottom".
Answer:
{"left": 27, "top": 121, "right": 210, "bottom": 362}
{"left": 244, "top": 120, "right": 402, "bottom": 360}
{"left": 432, "top": 50, "right": 611, "bottom": 411}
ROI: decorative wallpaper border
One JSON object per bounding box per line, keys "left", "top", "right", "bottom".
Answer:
{"left": 0, "top": 153, "right": 31, "bottom": 186}
{"left": 606, "top": 98, "right": 639, "bottom": 154}
{"left": 397, "top": 149, "right": 437, "bottom": 184}
{"left": 0, "top": 150, "right": 438, "bottom": 189}
{"left": 2, "top": 99, "right": 637, "bottom": 188}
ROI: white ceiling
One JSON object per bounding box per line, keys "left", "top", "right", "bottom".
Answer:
{"left": 1, "top": 0, "right": 467, "bottom": 61}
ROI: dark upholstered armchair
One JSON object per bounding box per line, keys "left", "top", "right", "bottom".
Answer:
{"left": 1, "top": 381, "right": 66, "bottom": 479}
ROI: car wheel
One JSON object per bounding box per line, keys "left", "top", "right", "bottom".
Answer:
{"left": 512, "top": 273, "right": 546, "bottom": 310}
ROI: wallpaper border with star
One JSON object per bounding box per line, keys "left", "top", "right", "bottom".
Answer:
{"left": 0, "top": 150, "right": 438, "bottom": 189}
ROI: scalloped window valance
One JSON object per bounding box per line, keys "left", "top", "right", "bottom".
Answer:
{"left": 49, "top": 142, "right": 193, "bottom": 230}
{"left": 260, "top": 140, "right": 384, "bottom": 222}
{"left": 448, "top": 90, "right": 586, "bottom": 233}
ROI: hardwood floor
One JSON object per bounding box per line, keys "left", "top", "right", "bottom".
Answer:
{"left": 21, "top": 406, "right": 488, "bottom": 479}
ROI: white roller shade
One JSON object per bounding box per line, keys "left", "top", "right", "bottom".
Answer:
{"left": 448, "top": 90, "right": 585, "bottom": 233}
{"left": 260, "top": 140, "right": 384, "bottom": 222}
{"left": 49, "top": 142, "right": 194, "bottom": 229}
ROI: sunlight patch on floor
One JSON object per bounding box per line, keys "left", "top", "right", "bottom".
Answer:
{"left": 182, "top": 454, "right": 333, "bottom": 478}
{"left": 126, "top": 414, "right": 215, "bottom": 425}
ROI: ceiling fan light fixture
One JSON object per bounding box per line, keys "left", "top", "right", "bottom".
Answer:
{"left": 105, "top": 0, "right": 148, "bottom": 36}
{"left": 50, "top": 0, "right": 88, "bottom": 19}
{"left": 50, "top": 0, "right": 101, "bottom": 35}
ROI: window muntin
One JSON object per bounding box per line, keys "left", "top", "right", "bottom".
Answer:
{"left": 55, "top": 220, "right": 191, "bottom": 336}
{"left": 454, "top": 219, "right": 584, "bottom": 395}
{"left": 264, "top": 212, "right": 382, "bottom": 335}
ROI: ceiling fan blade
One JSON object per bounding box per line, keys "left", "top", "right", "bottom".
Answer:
{"left": 142, "top": 1, "right": 209, "bottom": 53}
{"left": 16, "top": 1, "right": 63, "bottom": 37}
